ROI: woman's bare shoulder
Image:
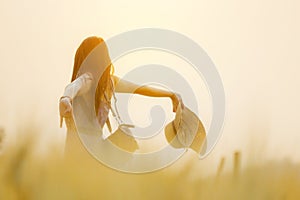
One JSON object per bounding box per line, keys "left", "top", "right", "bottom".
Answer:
{"left": 76, "top": 72, "right": 94, "bottom": 81}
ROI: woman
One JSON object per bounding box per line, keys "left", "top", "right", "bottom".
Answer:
{"left": 59, "top": 36, "right": 183, "bottom": 154}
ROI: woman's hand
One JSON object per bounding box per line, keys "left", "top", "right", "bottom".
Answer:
{"left": 59, "top": 96, "right": 73, "bottom": 128}
{"left": 171, "top": 93, "right": 184, "bottom": 112}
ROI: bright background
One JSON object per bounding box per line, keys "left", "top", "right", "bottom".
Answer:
{"left": 0, "top": 0, "right": 299, "bottom": 173}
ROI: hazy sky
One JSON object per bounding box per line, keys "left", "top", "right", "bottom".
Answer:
{"left": 0, "top": 0, "right": 299, "bottom": 170}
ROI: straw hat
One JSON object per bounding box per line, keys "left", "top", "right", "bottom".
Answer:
{"left": 107, "top": 125, "right": 139, "bottom": 152}
{"left": 165, "top": 103, "right": 207, "bottom": 155}
{"left": 106, "top": 103, "right": 206, "bottom": 155}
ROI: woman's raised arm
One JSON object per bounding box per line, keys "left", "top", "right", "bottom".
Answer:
{"left": 63, "top": 72, "right": 93, "bottom": 99}
{"left": 59, "top": 72, "right": 93, "bottom": 127}
{"left": 112, "top": 75, "right": 184, "bottom": 112}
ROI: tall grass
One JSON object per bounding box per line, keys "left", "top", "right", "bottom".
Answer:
{"left": 0, "top": 127, "right": 299, "bottom": 200}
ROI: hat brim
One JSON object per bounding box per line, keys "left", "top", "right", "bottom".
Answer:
{"left": 165, "top": 104, "right": 207, "bottom": 155}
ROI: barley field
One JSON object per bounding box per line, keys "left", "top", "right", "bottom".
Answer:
{"left": 0, "top": 128, "right": 299, "bottom": 200}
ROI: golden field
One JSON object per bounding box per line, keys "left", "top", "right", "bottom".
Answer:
{"left": 0, "top": 128, "right": 300, "bottom": 200}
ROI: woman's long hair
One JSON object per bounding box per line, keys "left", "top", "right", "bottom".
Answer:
{"left": 71, "top": 36, "right": 114, "bottom": 123}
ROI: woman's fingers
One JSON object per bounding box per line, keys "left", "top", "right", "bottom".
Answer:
{"left": 60, "top": 116, "right": 63, "bottom": 128}
{"left": 172, "top": 93, "right": 184, "bottom": 112}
